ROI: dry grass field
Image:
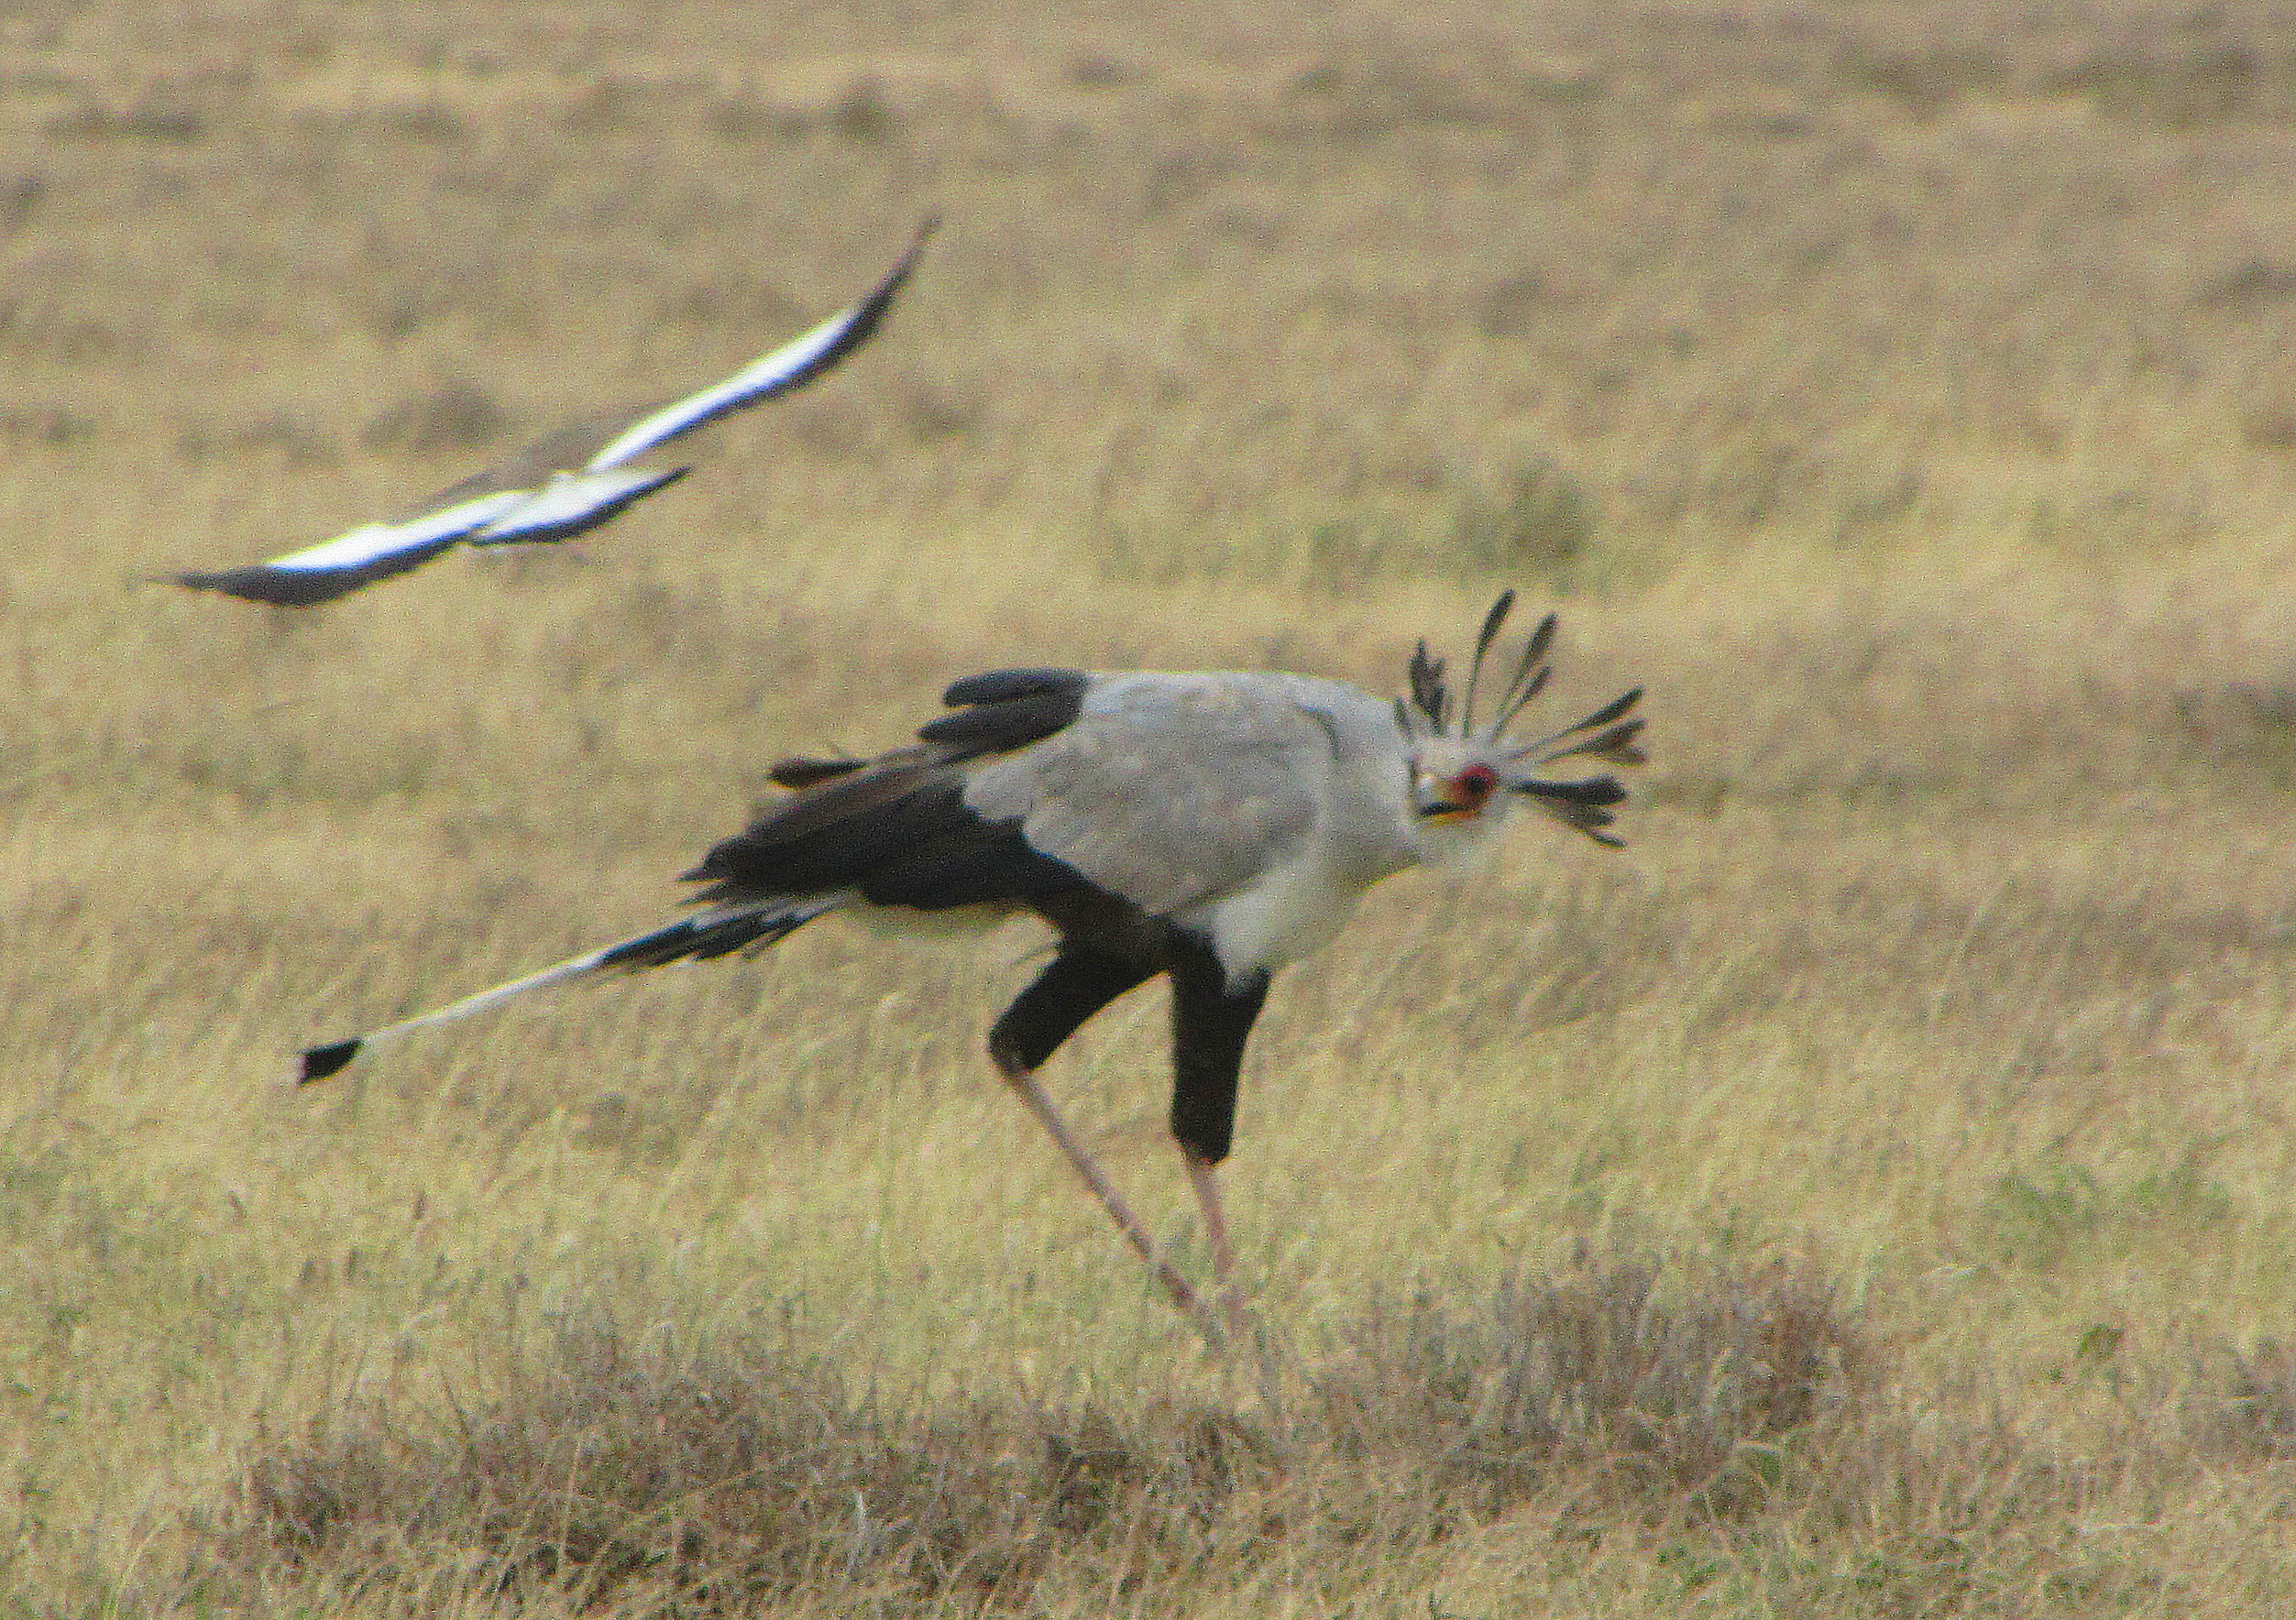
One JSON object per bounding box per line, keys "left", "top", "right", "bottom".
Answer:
{"left": 8, "top": 0, "right": 2296, "bottom": 1613}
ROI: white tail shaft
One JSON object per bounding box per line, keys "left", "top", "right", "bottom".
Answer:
{"left": 297, "top": 901, "right": 835, "bottom": 1083}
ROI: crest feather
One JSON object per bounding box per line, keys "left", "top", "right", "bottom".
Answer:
{"left": 1401, "top": 595, "right": 1646, "bottom": 848}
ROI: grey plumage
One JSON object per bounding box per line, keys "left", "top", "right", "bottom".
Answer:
{"left": 295, "top": 598, "right": 1643, "bottom": 1341}
{"left": 963, "top": 674, "right": 1339, "bottom": 921}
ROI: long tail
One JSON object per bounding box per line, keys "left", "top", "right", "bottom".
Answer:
{"left": 297, "top": 899, "right": 840, "bottom": 1084}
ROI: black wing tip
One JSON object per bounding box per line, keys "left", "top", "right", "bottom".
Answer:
{"left": 892, "top": 215, "right": 941, "bottom": 273}
{"left": 299, "top": 1038, "right": 363, "bottom": 1084}
{"left": 938, "top": 667, "right": 1090, "bottom": 709}
{"left": 171, "top": 564, "right": 375, "bottom": 608}
{"left": 172, "top": 567, "right": 315, "bottom": 607}
{"left": 855, "top": 217, "right": 939, "bottom": 312}
{"left": 768, "top": 754, "right": 867, "bottom": 790}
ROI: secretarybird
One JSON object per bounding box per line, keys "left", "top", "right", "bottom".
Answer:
{"left": 170, "top": 221, "right": 933, "bottom": 607}
{"left": 299, "top": 593, "right": 1643, "bottom": 1338}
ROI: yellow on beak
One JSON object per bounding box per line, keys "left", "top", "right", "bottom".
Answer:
{"left": 1415, "top": 771, "right": 1485, "bottom": 818}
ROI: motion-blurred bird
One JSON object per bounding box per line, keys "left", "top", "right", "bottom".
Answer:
{"left": 298, "top": 593, "right": 1643, "bottom": 1338}
{"left": 171, "top": 220, "right": 935, "bottom": 607}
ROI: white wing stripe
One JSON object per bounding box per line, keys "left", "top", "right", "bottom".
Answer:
{"left": 261, "top": 489, "right": 532, "bottom": 571}
{"left": 180, "top": 224, "right": 928, "bottom": 603}
{"left": 586, "top": 303, "right": 870, "bottom": 470}
{"left": 467, "top": 465, "right": 683, "bottom": 544}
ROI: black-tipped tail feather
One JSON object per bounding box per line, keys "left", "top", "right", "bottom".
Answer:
{"left": 299, "top": 1038, "right": 363, "bottom": 1084}
{"left": 292, "top": 899, "right": 835, "bottom": 1083}
{"left": 592, "top": 903, "right": 826, "bottom": 969}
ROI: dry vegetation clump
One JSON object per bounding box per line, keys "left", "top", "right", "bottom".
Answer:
{"left": 205, "top": 1263, "right": 2296, "bottom": 1615}
{"left": 2193, "top": 1337, "right": 2296, "bottom": 1462}
{"left": 1311, "top": 1257, "right": 1860, "bottom": 1523}
{"left": 217, "top": 1253, "right": 1863, "bottom": 1614}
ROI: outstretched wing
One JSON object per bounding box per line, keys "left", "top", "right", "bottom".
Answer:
{"left": 464, "top": 465, "right": 689, "bottom": 548}
{"left": 168, "top": 487, "right": 533, "bottom": 607}
{"left": 962, "top": 673, "right": 1326, "bottom": 919}
{"left": 172, "top": 221, "right": 932, "bottom": 604}
{"left": 583, "top": 217, "right": 937, "bottom": 470}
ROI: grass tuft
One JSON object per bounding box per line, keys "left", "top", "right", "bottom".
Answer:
{"left": 1313, "top": 1255, "right": 1861, "bottom": 1520}
{"left": 212, "top": 1254, "right": 1866, "bottom": 1613}
{"left": 1446, "top": 461, "right": 1598, "bottom": 581}
{"left": 18, "top": 1, "right": 2296, "bottom": 1611}
{"left": 2202, "top": 1340, "right": 2296, "bottom": 1461}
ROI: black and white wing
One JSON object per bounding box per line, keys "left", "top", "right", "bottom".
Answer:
{"left": 172, "top": 220, "right": 934, "bottom": 606}
{"left": 461, "top": 465, "right": 689, "bottom": 549}
{"left": 168, "top": 487, "right": 535, "bottom": 608}
{"left": 681, "top": 669, "right": 1331, "bottom": 925}
{"left": 579, "top": 216, "right": 937, "bottom": 472}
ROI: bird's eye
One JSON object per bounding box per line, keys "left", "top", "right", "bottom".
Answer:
{"left": 1458, "top": 763, "right": 1498, "bottom": 798}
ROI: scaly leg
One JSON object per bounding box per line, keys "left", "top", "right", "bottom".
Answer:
{"left": 1181, "top": 1144, "right": 1247, "bottom": 1343}
{"left": 1003, "top": 1063, "right": 1223, "bottom": 1344}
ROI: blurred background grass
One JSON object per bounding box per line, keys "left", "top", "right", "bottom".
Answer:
{"left": 7, "top": 0, "right": 2296, "bottom": 1613}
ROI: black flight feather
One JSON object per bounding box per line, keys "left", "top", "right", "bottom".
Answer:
{"left": 940, "top": 668, "right": 1090, "bottom": 708}
{"left": 768, "top": 756, "right": 867, "bottom": 790}
{"left": 918, "top": 684, "right": 1088, "bottom": 754}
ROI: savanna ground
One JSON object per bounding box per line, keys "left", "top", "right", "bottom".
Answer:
{"left": 7, "top": 0, "right": 2296, "bottom": 1613}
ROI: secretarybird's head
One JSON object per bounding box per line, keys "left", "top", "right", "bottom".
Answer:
{"left": 1397, "top": 591, "right": 1645, "bottom": 861}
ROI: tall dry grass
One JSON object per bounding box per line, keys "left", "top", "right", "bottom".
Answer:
{"left": 8, "top": 0, "right": 2296, "bottom": 1613}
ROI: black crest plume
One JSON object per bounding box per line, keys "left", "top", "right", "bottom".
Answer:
{"left": 1457, "top": 588, "right": 1515, "bottom": 738}
{"left": 1489, "top": 610, "right": 1559, "bottom": 739}
{"left": 1408, "top": 641, "right": 1449, "bottom": 732}
{"left": 1405, "top": 591, "right": 1554, "bottom": 740}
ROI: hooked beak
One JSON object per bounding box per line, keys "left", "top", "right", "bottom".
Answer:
{"left": 1413, "top": 765, "right": 1496, "bottom": 819}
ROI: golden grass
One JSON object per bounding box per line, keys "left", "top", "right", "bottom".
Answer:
{"left": 10, "top": 0, "right": 2296, "bottom": 1613}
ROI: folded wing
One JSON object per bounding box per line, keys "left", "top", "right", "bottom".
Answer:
{"left": 961, "top": 674, "right": 1326, "bottom": 919}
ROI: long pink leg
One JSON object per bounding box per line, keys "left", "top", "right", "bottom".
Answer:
{"left": 1003, "top": 1065, "right": 1223, "bottom": 1343}
{"left": 1182, "top": 1145, "right": 1247, "bottom": 1343}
